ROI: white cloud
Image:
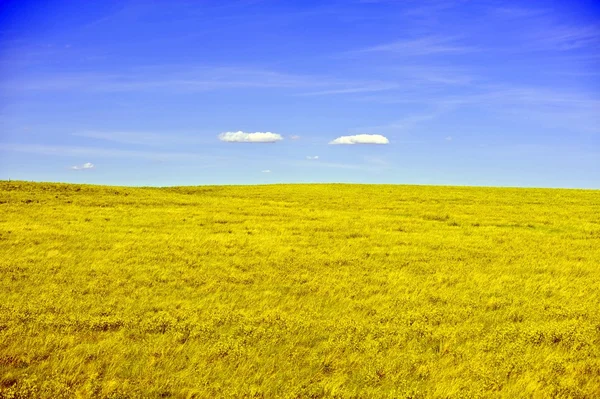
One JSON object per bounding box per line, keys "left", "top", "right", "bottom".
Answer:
{"left": 306, "top": 155, "right": 319, "bottom": 160}
{"left": 218, "top": 131, "right": 283, "bottom": 143}
{"left": 329, "top": 134, "right": 389, "bottom": 145}
{"left": 71, "top": 162, "right": 94, "bottom": 170}
{"left": 289, "top": 135, "right": 300, "bottom": 140}
{"left": 261, "top": 169, "right": 271, "bottom": 173}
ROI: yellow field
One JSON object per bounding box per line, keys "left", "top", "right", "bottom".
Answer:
{"left": 1, "top": 181, "right": 599, "bottom": 398}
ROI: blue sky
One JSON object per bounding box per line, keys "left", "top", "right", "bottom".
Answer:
{"left": 0, "top": 0, "right": 598, "bottom": 187}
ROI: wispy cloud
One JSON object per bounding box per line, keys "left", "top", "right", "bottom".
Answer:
{"left": 401, "top": 0, "right": 467, "bottom": 17}
{"left": 4, "top": 69, "right": 308, "bottom": 92}
{"left": 355, "top": 106, "right": 452, "bottom": 132}
{"left": 298, "top": 83, "right": 400, "bottom": 96}
{"left": 290, "top": 160, "right": 370, "bottom": 170}
{"left": 531, "top": 25, "right": 600, "bottom": 51}
{"left": 309, "top": 162, "right": 366, "bottom": 170}
{"left": 2, "top": 65, "right": 400, "bottom": 96}
{"left": 261, "top": 169, "right": 271, "bottom": 173}
{"left": 487, "top": 88, "right": 600, "bottom": 133}
{"left": 357, "top": 35, "right": 475, "bottom": 56}
{"left": 353, "top": 78, "right": 600, "bottom": 133}
{"left": 492, "top": 7, "right": 600, "bottom": 53}
{"left": 1, "top": 66, "right": 313, "bottom": 92}
{"left": 218, "top": 131, "right": 283, "bottom": 143}
{"left": 306, "top": 155, "right": 319, "bottom": 160}
{"left": 391, "top": 66, "right": 475, "bottom": 86}
{"left": 73, "top": 131, "right": 208, "bottom": 146}
{"left": 363, "top": 155, "right": 390, "bottom": 167}
{"left": 492, "top": 6, "right": 549, "bottom": 18}
{"left": 289, "top": 159, "right": 389, "bottom": 172}
{"left": 329, "top": 134, "right": 389, "bottom": 145}
{"left": 0, "top": 143, "right": 208, "bottom": 161}
{"left": 71, "top": 162, "right": 95, "bottom": 170}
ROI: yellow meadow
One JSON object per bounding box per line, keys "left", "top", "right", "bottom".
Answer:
{"left": 1, "top": 182, "right": 599, "bottom": 398}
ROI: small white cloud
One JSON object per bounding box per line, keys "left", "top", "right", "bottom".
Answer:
{"left": 329, "top": 134, "right": 389, "bottom": 145}
{"left": 306, "top": 155, "right": 319, "bottom": 160}
{"left": 445, "top": 136, "right": 453, "bottom": 141}
{"left": 290, "top": 135, "right": 300, "bottom": 140}
{"left": 71, "top": 162, "right": 94, "bottom": 170}
{"left": 218, "top": 131, "right": 283, "bottom": 143}
{"left": 261, "top": 169, "right": 271, "bottom": 173}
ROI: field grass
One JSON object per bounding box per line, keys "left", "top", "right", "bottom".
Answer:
{"left": 0, "top": 181, "right": 599, "bottom": 398}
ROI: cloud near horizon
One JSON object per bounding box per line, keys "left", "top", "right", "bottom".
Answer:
{"left": 71, "top": 162, "right": 94, "bottom": 170}
{"left": 329, "top": 134, "right": 389, "bottom": 145}
{"left": 218, "top": 131, "right": 283, "bottom": 143}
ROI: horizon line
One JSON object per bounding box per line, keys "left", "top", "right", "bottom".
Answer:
{"left": 1, "top": 179, "right": 597, "bottom": 191}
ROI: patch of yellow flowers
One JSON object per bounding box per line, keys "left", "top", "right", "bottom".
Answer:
{"left": 1, "top": 182, "right": 599, "bottom": 398}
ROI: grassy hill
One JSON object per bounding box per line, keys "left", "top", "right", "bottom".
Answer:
{"left": 1, "top": 181, "right": 599, "bottom": 398}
